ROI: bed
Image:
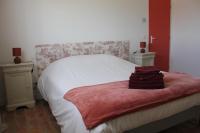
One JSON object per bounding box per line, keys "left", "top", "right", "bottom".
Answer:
{"left": 35, "top": 41, "right": 200, "bottom": 133}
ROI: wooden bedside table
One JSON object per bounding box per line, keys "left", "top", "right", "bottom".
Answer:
{"left": 132, "top": 52, "right": 155, "bottom": 66}
{"left": 0, "top": 62, "right": 35, "bottom": 111}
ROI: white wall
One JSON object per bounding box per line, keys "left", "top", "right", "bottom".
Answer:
{"left": 0, "top": 0, "right": 148, "bottom": 64}
{"left": 170, "top": 0, "right": 200, "bottom": 76}
{"left": 0, "top": 0, "right": 148, "bottom": 105}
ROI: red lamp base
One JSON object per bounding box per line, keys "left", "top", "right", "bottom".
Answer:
{"left": 140, "top": 48, "right": 146, "bottom": 53}
{"left": 14, "top": 56, "right": 21, "bottom": 64}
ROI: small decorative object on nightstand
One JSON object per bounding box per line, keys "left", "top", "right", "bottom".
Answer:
{"left": 0, "top": 62, "right": 35, "bottom": 111}
{"left": 12, "top": 48, "right": 21, "bottom": 64}
{"left": 139, "top": 42, "right": 146, "bottom": 53}
{"left": 133, "top": 52, "right": 155, "bottom": 66}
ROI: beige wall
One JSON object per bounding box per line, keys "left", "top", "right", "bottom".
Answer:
{"left": 170, "top": 0, "right": 200, "bottom": 76}
{"left": 0, "top": 0, "right": 148, "bottom": 105}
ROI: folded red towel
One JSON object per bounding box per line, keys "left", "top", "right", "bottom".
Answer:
{"left": 130, "top": 73, "right": 164, "bottom": 81}
{"left": 129, "top": 79, "right": 164, "bottom": 84}
{"left": 129, "top": 82, "right": 164, "bottom": 89}
{"left": 129, "top": 66, "right": 164, "bottom": 89}
{"left": 135, "top": 66, "right": 160, "bottom": 74}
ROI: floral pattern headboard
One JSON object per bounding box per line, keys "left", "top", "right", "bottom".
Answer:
{"left": 35, "top": 41, "right": 130, "bottom": 76}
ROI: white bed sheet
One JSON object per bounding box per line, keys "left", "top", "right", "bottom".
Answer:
{"left": 38, "top": 54, "right": 200, "bottom": 133}
{"left": 38, "top": 54, "right": 135, "bottom": 133}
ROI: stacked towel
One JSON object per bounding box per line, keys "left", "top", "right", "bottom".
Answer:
{"left": 129, "top": 66, "right": 165, "bottom": 89}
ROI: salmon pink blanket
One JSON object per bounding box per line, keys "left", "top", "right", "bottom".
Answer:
{"left": 64, "top": 72, "right": 200, "bottom": 129}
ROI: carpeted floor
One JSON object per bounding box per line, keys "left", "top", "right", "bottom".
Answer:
{"left": 1, "top": 101, "right": 200, "bottom": 133}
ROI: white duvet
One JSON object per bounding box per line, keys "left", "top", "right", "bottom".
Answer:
{"left": 38, "top": 54, "right": 200, "bottom": 133}
{"left": 38, "top": 54, "right": 135, "bottom": 133}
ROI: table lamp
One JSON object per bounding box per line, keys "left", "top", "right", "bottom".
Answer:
{"left": 140, "top": 42, "right": 146, "bottom": 53}
{"left": 12, "top": 48, "right": 21, "bottom": 64}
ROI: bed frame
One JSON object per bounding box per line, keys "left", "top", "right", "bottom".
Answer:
{"left": 35, "top": 41, "right": 200, "bottom": 133}
{"left": 125, "top": 105, "right": 200, "bottom": 133}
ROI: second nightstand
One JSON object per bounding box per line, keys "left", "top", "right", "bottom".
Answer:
{"left": 133, "top": 52, "right": 155, "bottom": 66}
{"left": 1, "top": 62, "right": 35, "bottom": 111}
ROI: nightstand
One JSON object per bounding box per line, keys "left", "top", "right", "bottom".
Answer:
{"left": 0, "top": 62, "right": 35, "bottom": 111}
{"left": 132, "top": 52, "right": 155, "bottom": 66}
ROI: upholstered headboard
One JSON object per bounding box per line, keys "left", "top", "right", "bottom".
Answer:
{"left": 35, "top": 41, "right": 130, "bottom": 76}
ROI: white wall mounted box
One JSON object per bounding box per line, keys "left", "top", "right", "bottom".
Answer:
{"left": 0, "top": 62, "right": 35, "bottom": 111}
